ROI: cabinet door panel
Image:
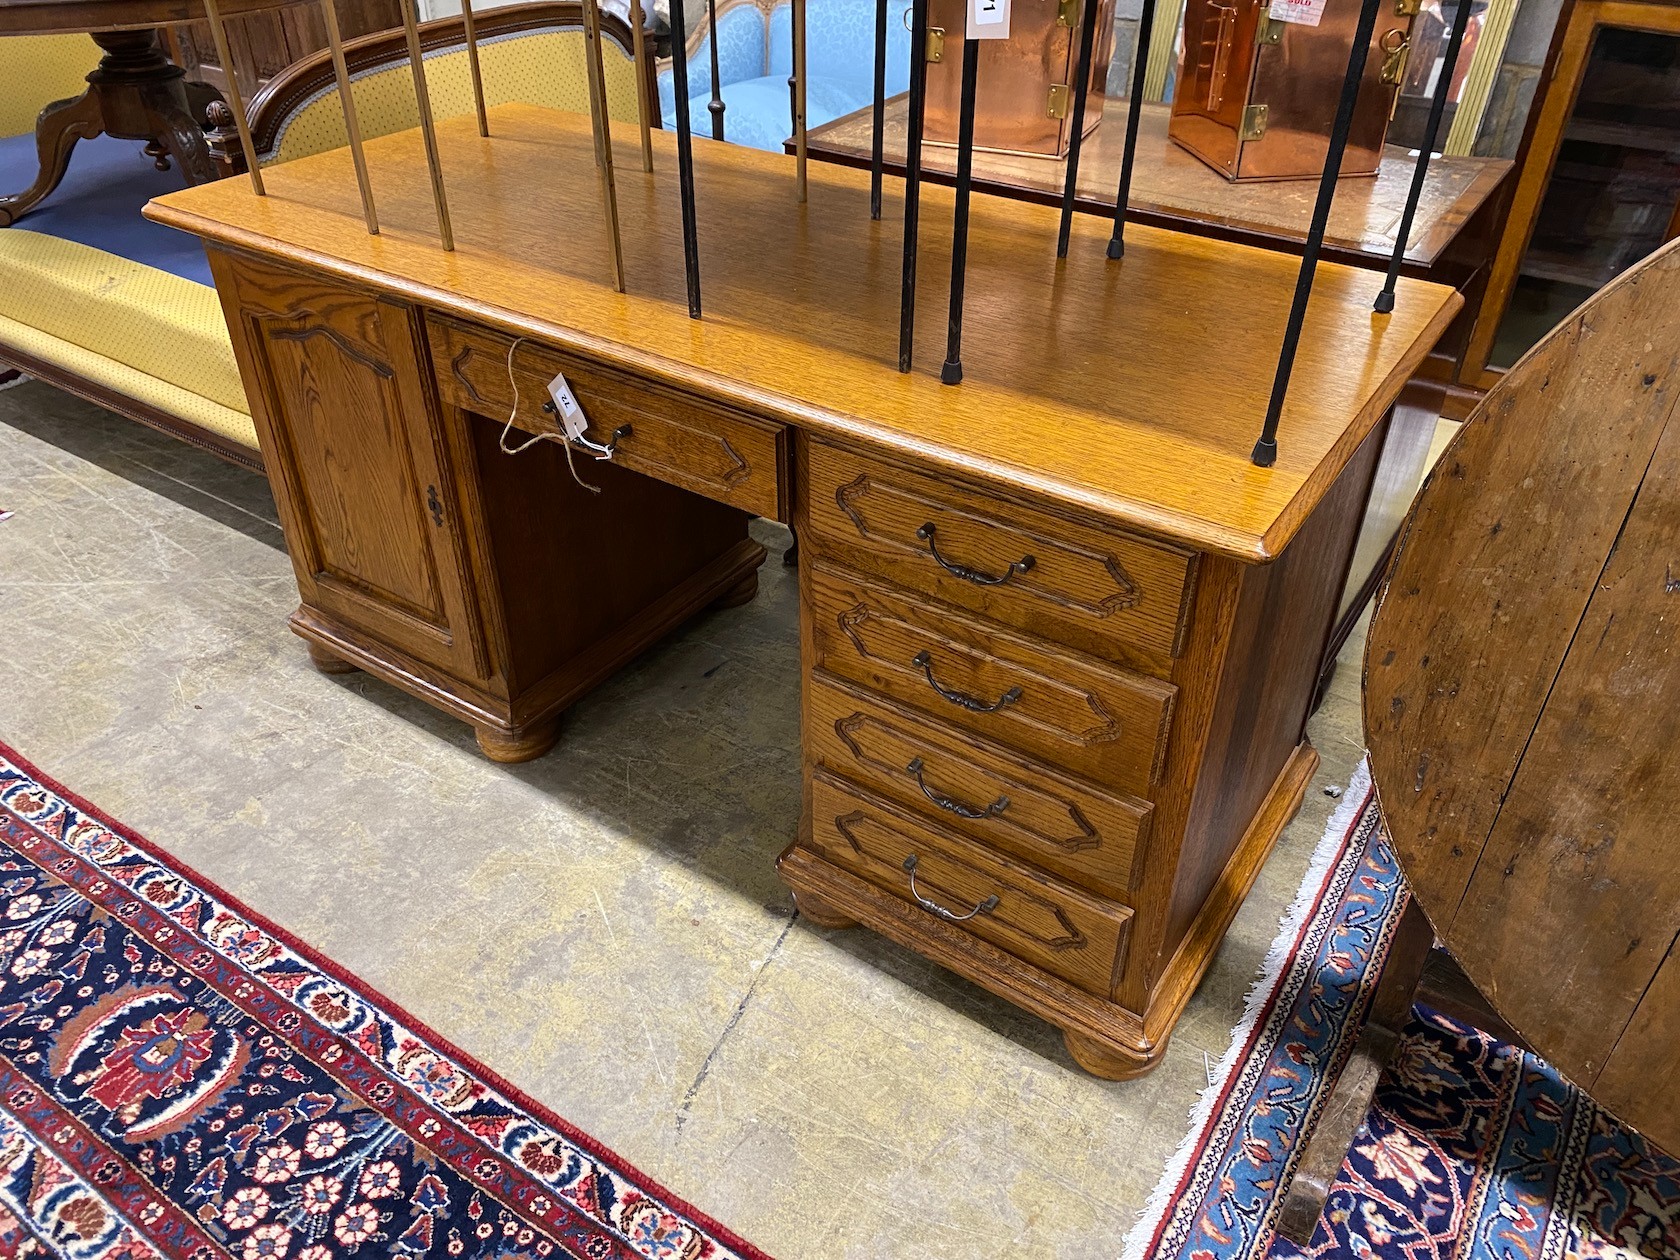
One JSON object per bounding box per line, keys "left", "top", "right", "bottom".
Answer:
{"left": 216, "top": 255, "right": 488, "bottom": 683}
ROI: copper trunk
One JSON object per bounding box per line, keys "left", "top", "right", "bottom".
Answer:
{"left": 924, "top": 0, "right": 1115, "bottom": 160}
{"left": 1168, "top": 0, "right": 1413, "bottom": 181}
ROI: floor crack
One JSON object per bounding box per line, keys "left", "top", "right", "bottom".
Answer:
{"left": 675, "top": 912, "right": 797, "bottom": 1132}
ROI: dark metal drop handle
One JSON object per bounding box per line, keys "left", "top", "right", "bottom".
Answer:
{"left": 902, "top": 854, "right": 998, "bottom": 922}
{"left": 912, "top": 651, "right": 1023, "bottom": 714}
{"left": 906, "top": 757, "right": 1009, "bottom": 820}
{"left": 540, "top": 401, "right": 631, "bottom": 458}
{"left": 916, "top": 523, "right": 1034, "bottom": 586}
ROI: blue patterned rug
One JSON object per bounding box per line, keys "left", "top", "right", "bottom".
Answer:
{"left": 1122, "top": 762, "right": 1680, "bottom": 1260}
{"left": 0, "top": 743, "right": 772, "bottom": 1260}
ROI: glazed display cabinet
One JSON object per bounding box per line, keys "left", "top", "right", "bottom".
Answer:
{"left": 1463, "top": 0, "right": 1680, "bottom": 387}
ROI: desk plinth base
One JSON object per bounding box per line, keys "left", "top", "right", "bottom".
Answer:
{"left": 286, "top": 537, "right": 767, "bottom": 766}
{"left": 778, "top": 739, "right": 1316, "bottom": 1080}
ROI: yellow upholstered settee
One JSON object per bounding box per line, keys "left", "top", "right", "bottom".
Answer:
{"left": 0, "top": 5, "right": 652, "bottom": 468}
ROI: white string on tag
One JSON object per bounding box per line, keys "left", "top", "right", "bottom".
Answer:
{"left": 497, "top": 336, "right": 603, "bottom": 494}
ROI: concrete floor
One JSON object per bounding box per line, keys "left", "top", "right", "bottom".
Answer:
{"left": 0, "top": 382, "right": 1372, "bottom": 1260}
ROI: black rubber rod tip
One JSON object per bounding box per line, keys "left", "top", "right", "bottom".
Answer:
{"left": 1106, "top": 237, "right": 1124, "bottom": 260}
{"left": 1251, "top": 436, "right": 1278, "bottom": 467}
{"left": 941, "top": 359, "right": 963, "bottom": 385}
{"left": 1373, "top": 288, "right": 1396, "bottom": 314}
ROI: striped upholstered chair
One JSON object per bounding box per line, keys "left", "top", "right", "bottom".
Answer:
{"left": 0, "top": 4, "right": 654, "bottom": 469}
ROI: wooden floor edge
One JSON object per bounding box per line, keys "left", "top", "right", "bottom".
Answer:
{"left": 1143, "top": 739, "right": 1320, "bottom": 1045}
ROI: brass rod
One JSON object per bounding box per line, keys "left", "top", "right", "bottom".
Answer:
{"left": 630, "top": 0, "right": 653, "bottom": 171}
{"left": 321, "top": 0, "right": 378, "bottom": 233}
{"left": 201, "top": 0, "right": 264, "bottom": 195}
{"left": 793, "top": 0, "right": 808, "bottom": 202}
{"left": 399, "top": 0, "right": 454, "bottom": 250}
{"left": 583, "top": 0, "right": 626, "bottom": 291}
{"left": 461, "top": 0, "right": 489, "bottom": 137}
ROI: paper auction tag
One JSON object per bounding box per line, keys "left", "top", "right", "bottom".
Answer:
{"left": 969, "top": 0, "right": 1010, "bottom": 39}
{"left": 1269, "top": 0, "right": 1328, "bottom": 26}
{"left": 546, "top": 371, "right": 588, "bottom": 441}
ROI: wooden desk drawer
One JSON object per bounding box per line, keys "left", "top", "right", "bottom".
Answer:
{"left": 429, "top": 316, "right": 788, "bottom": 520}
{"left": 809, "top": 674, "right": 1149, "bottom": 900}
{"left": 806, "top": 443, "right": 1198, "bottom": 676}
{"left": 808, "top": 771, "right": 1131, "bottom": 997}
{"left": 809, "top": 565, "right": 1176, "bottom": 796}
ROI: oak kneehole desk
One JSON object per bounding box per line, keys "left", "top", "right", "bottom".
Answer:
{"left": 147, "top": 103, "right": 1458, "bottom": 1078}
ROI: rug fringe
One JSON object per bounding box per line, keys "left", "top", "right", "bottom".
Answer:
{"left": 1115, "top": 758, "right": 1373, "bottom": 1260}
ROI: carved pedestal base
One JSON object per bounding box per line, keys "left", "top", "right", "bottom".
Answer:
{"left": 0, "top": 30, "right": 220, "bottom": 228}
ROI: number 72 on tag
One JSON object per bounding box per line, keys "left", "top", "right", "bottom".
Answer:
{"left": 969, "top": 0, "right": 1010, "bottom": 38}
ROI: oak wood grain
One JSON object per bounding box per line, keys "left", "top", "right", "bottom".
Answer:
{"left": 809, "top": 562, "right": 1177, "bottom": 795}
{"left": 808, "top": 770, "right": 1133, "bottom": 997}
{"left": 430, "top": 314, "right": 789, "bottom": 520}
{"left": 808, "top": 673, "right": 1151, "bottom": 900}
{"left": 146, "top": 102, "right": 1461, "bottom": 562}
{"left": 804, "top": 439, "right": 1196, "bottom": 677}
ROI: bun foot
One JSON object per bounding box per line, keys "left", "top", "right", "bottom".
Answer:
{"left": 710, "top": 570, "right": 759, "bottom": 611}
{"left": 791, "top": 887, "right": 858, "bottom": 930}
{"left": 1062, "top": 1029, "right": 1167, "bottom": 1081}
{"left": 474, "top": 719, "right": 560, "bottom": 764}
{"left": 307, "top": 642, "right": 359, "bottom": 675}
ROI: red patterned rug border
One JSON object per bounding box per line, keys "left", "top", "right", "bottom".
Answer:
{"left": 0, "top": 739, "right": 777, "bottom": 1260}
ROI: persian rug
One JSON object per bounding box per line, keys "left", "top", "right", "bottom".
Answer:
{"left": 1120, "top": 761, "right": 1680, "bottom": 1260}
{"left": 0, "top": 743, "right": 772, "bottom": 1260}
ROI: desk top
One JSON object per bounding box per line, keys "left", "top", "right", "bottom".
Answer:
{"left": 801, "top": 96, "right": 1512, "bottom": 271}
{"left": 147, "top": 103, "right": 1459, "bottom": 562}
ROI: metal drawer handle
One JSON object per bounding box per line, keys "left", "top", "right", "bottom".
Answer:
{"left": 912, "top": 651, "right": 1023, "bottom": 714}
{"left": 915, "top": 523, "right": 1035, "bottom": 587}
{"left": 541, "top": 400, "right": 632, "bottom": 458}
{"left": 906, "top": 757, "right": 1009, "bottom": 820}
{"left": 902, "top": 854, "right": 998, "bottom": 922}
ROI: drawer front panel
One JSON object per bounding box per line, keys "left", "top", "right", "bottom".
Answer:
{"left": 429, "top": 316, "right": 787, "bottom": 519}
{"left": 806, "top": 443, "right": 1197, "bottom": 675}
{"left": 809, "top": 675, "right": 1149, "bottom": 899}
{"left": 808, "top": 772, "right": 1131, "bottom": 996}
{"left": 809, "top": 565, "right": 1176, "bottom": 796}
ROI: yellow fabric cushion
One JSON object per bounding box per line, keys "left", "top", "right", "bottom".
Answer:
{"left": 0, "top": 230, "right": 246, "bottom": 418}
{"left": 0, "top": 310, "right": 256, "bottom": 449}
{"left": 0, "top": 34, "right": 98, "bottom": 138}
{"left": 272, "top": 27, "right": 643, "bottom": 165}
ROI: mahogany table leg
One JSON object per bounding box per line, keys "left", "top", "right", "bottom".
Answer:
{"left": 0, "top": 90, "right": 102, "bottom": 226}
{"left": 0, "top": 29, "right": 218, "bottom": 229}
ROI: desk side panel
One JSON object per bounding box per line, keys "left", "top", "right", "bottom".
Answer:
{"left": 1155, "top": 416, "right": 1387, "bottom": 987}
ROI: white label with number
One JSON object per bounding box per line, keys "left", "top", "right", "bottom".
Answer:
{"left": 1270, "top": 0, "right": 1327, "bottom": 26}
{"left": 970, "top": 0, "right": 1010, "bottom": 39}
{"left": 546, "top": 371, "right": 588, "bottom": 441}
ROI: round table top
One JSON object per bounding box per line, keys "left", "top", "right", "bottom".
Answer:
{"left": 1365, "top": 236, "right": 1680, "bottom": 1157}
{"left": 0, "top": 0, "right": 297, "bottom": 35}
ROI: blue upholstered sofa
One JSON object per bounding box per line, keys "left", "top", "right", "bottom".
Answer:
{"left": 658, "top": 0, "right": 912, "bottom": 152}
